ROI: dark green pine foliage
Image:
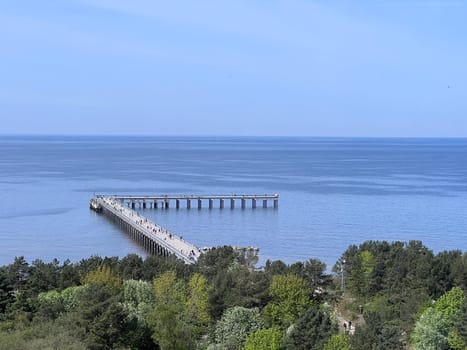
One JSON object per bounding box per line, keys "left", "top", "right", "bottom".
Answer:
{"left": 350, "top": 312, "right": 403, "bottom": 350}
{"left": 285, "top": 304, "right": 336, "bottom": 350}
{"left": 0, "top": 269, "right": 14, "bottom": 313}
{"left": 454, "top": 299, "right": 467, "bottom": 346}
{"left": 428, "top": 250, "right": 462, "bottom": 298}
{"left": 73, "top": 283, "right": 127, "bottom": 350}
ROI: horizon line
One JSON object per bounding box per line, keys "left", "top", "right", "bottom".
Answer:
{"left": 1, "top": 133, "right": 467, "bottom": 139}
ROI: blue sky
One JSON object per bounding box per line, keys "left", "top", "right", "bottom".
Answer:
{"left": 1, "top": 0, "right": 466, "bottom": 136}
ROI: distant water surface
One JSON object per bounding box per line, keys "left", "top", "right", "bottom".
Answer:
{"left": 1, "top": 136, "right": 467, "bottom": 268}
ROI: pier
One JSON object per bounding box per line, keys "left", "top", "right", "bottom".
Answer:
{"left": 105, "top": 194, "right": 279, "bottom": 210}
{"left": 90, "top": 194, "right": 278, "bottom": 264}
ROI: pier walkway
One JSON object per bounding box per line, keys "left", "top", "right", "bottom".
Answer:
{"left": 91, "top": 196, "right": 200, "bottom": 264}
{"left": 90, "top": 194, "right": 278, "bottom": 265}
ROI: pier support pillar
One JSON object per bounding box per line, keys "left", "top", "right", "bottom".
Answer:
{"left": 209, "top": 199, "right": 213, "bottom": 209}
{"left": 154, "top": 201, "right": 158, "bottom": 209}
{"left": 274, "top": 199, "right": 278, "bottom": 208}
{"left": 230, "top": 198, "right": 235, "bottom": 209}
{"left": 220, "top": 199, "right": 224, "bottom": 209}
{"left": 263, "top": 200, "right": 267, "bottom": 208}
{"left": 187, "top": 199, "right": 191, "bottom": 209}
{"left": 176, "top": 199, "right": 180, "bottom": 209}
{"left": 165, "top": 200, "right": 169, "bottom": 209}
{"left": 241, "top": 198, "right": 246, "bottom": 209}
{"left": 131, "top": 201, "right": 135, "bottom": 209}
{"left": 252, "top": 199, "right": 256, "bottom": 209}
{"left": 198, "top": 199, "right": 202, "bottom": 209}
{"left": 143, "top": 202, "right": 146, "bottom": 209}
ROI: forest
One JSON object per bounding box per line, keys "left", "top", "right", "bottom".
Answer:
{"left": 1, "top": 240, "right": 467, "bottom": 350}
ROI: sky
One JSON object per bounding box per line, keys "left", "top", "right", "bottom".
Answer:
{"left": 0, "top": 0, "right": 466, "bottom": 137}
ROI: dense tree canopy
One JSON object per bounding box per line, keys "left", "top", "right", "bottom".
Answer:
{"left": 0, "top": 241, "right": 466, "bottom": 349}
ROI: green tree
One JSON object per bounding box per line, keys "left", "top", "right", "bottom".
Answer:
{"left": 213, "top": 306, "right": 264, "bottom": 350}
{"left": 72, "top": 283, "right": 127, "bottom": 350}
{"left": 148, "top": 271, "right": 210, "bottom": 350}
{"left": 449, "top": 298, "right": 467, "bottom": 349}
{"left": 351, "top": 312, "right": 403, "bottom": 350}
{"left": 263, "top": 274, "right": 311, "bottom": 328}
{"left": 243, "top": 327, "right": 283, "bottom": 350}
{"left": 209, "top": 264, "right": 270, "bottom": 319}
{"left": 0, "top": 269, "right": 14, "bottom": 313}
{"left": 285, "top": 304, "right": 336, "bottom": 350}
{"left": 121, "top": 279, "right": 156, "bottom": 350}
{"left": 411, "top": 287, "right": 465, "bottom": 350}
{"left": 324, "top": 334, "right": 351, "bottom": 350}
{"left": 81, "top": 265, "right": 121, "bottom": 289}
{"left": 119, "top": 254, "right": 144, "bottom": 280}
{"left": 187, "top": 273, "right": 211, "bottom": 337}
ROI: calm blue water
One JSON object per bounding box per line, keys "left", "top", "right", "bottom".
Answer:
{"left": 1, "top": 136, "right": 467, "bottom": 269}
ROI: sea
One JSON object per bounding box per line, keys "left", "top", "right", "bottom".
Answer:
{"left": 1, "top": 136, "right": 467, "bottom": 269}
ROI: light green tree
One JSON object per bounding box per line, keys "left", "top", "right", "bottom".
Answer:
{"left": 324, "top": 334, "right": 351, "bottom": 350}
{"left": 411, "top": 287, "right": 465, "bottom": 350}
{"left": 213, "top": 306, "right": 264, "bottom": 350}
{"left": 148, "top": 271, "right": 210, "bottom": 350}
{"left": 81, "top": 265, "right": 121, "bottom": 289}
{"left": 243, "top": 327, "right": 283, "bottom": 350}
{"left": 263, "top": 274, "right": 311, "bottom": 328}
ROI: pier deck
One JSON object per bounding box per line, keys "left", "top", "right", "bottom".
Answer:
{"left": 91, "top": 193, "right": 278, "bottom": 264}
{"left": 92, "top": 196, "right": 200, "bottom": 264}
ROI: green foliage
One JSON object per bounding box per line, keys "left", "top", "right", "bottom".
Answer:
{"left": 450, "top": 299, "right": 467, "bottom": 349}
{"left": 81, "top": 265, "right": 121, "bottom": 289}
{"left": 5, "top": 256, "right": 30, "bottom": 292}
{"left": 351, "top": 312, "right": 404, "bottom": 350}
{"left": 411, "top": 287, "right": 465, "bottom": 350}
{"left": 285, "top": 304, "right": 336, "bottom": 350}
{"left": 243, "top": 327, "right": 283, "bottom": 350}
{"left": 197, "top": 246, "right": 240, "bottom": 281}
{"left": 187, "top": 273, "right": 211, "bottom": 336}
{"left": 340, "top": 240, "right": 434, "bottom": 299}
{"left": 120, "top": 280, "right": 157, "bottom": 350}
{"left": 0, "top": 269, "right": 14, "bottom": 313}
{"left": 72, "top": 283, "right": 127, "bottom": 350}
{"left": 263, "top": 274, "right": 311, "bottom": 328}
{"left": 448, "top": 329, "right": 467, "bottom": 350}
{"left": 212, "top": 306, "right": 264, "bottom": 350}
{"left": 324, "top": 334, "right": 351, "bottom": 350}
{"left": 123, "top": 279, "right": 154, "bottom": 308}
{"left": 148, "top": 271, "right": 211, "bottom": 350}
{"left": 119, "top": 254, "right": 144, "bottom": 280}
{"left": 1, "top": 243, "right": 467, "bottom": 350}
{"left": 209, "top": 263, "right": 270, "bottom": 319}
{"left": 411, "top": 307, "right": 451, "bottom": 350}
{"left": 0, "top": 319, "right": 85, "bottom": 350}
{"left": 434, "top": 286, "right": 465, "bottom": 318}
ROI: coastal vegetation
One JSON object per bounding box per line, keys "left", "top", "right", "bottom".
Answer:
{"left": 0, "top": 242, "right": 467, "bottom": 349}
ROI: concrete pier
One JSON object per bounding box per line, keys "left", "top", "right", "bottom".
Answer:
{"left": 90, "top": 193, "right": 279, "bottom": 265}
{"left": 90, "top": 196, "right": 200, "bottom": 264}
{"left": 106, "top": 194, "right": 279, "bottom": 210}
